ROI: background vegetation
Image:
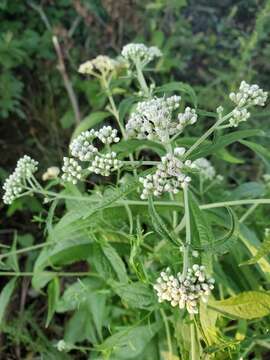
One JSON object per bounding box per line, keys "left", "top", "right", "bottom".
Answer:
{"left": 1, "top": 0, "right": 270, "bottom": 359}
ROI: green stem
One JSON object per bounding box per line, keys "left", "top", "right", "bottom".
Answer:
{"left": 190, "top": 317, "right": 197, "bottom": 360}
{"left": 160, "top": 309, "right": 173, "bottom": 358}
{"left": 239, "top": 203, "right": 258, "bottom": 223}
{"left": 0, "top": 241, "right": 55, "bottom": 260}
{"left": 0, "top": 271, "right": 101, "bottom": 277}
{"left": 181, "top": 185, "right": 191, "bottom": 280}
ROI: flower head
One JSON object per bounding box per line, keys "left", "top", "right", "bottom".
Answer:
{"left": 229, "top": 81, "right": 267, "bottom": 107}
{"left": 61, "top": 157, "right": 82, "bottom": 184}
{"left": 154, "top": 265, "right": 215, "bottom": 314}
{"left": 126, "top": 96, "right": 188, "bottom": 142}
{"left": 78, "top": 55, "right": 123, "bottom": 78}
{"left": 121, "top": 43, "right": 162, "bottom": 67}
{"left": 2, "top": 155, "right": 38, "bottom": 205}
{"left": 70, "top": 130, "right": 98, "bottom": 161}
{"left": 194, "top": 158, "right": 216, "bottom": 181}
{"left": 88, "top": 152, "right": 122, "bottom": 177}
{"left": 42, "top": 166, "right": 60, "bottom": 181}
{"left": 139, "top": 148, "right": 195, "bottom": 199}
{"left": 56, "top": 340, "right": 72, "bottom": 353}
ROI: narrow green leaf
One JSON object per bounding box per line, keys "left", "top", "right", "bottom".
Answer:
{"left": 0, "top": 278, "right": 17, "bottom": 327}
{"left": 46, "top": 277, "right": 60, "bottom": 327}
{"left": 241, "top": 231, "right": 270, "bottom": 265}
{"left": 240, "top": 139, "right": 270, "bottom": 171}
{"left": 72, "top": 111, "right": 110, "bottom": 139}
{"left": 210, "top": 291, "right": 270, "bottom": 319}
{"left": 119, "top": 96, "right": 137, "bottom": 124}
{"left": 148, "top": 196, "right": 179, "bottom": 245}
{"left": 102, "top": 243, "right": 128, "bottom": 283}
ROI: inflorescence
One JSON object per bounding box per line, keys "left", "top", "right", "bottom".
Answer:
{"left": 61, "top": 126, "right": 122, "bottom": 183}
{"left": 2, "top": 155, "right": 38, "bottom": 204}
{"left": 154, "top": 265, "right": 215, "bottom": 314}
{"left": 229, "top": 81, "right": 268, "bottom": 127}
{"left": 194, "top": 157, "right": 216, "bottom": 181}
{"left": 78, "top": 55, "right": 123, "bottom": 78}
{"left": 121, "top": 43, "right": 162, "bottom": 67}
{"left": 139, "top": 147, "right": 195, "bottom": 199}
{"left": 126, "top": 96, "right": 197, "bottom": 143}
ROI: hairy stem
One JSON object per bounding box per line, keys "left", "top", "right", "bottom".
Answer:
{"left": 181, "top": 185, "right": 191, "bottom": 279}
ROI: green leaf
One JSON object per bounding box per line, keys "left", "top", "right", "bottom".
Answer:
{"left": 97, "top": 322, "right": 161, "bottom": 359}
{"left": 102, "top": 242, "right": 128, "bottom": 283}
{"left": 119, "top": 96, "right": 137, "bottom": 124}
{"left": 155, "top": 81, "right": 197, "bottom": 107}
{"left": 112, "top": 139, "right": 164, "bottom": 157}
{"left": 0, "top": 277, "right": 17, "bottom": 327}
{"left": 148, "top": 196, "right": 179, "bottom": 245}
{"left": 111, "top": 281, "right": 154, "bottom": 309}
{"left": 241, "top": 231, "right": 270, "bottom": 266}
{"left": 225, "top": 182, "right": 266, "bottom": 200}
{"left": 240, "top": 139, "right": 270, "bottom": 171}
{"left": 46, "top": 277, "right": 60, "bottom": 327}
{"left": 189, "top": 193, "right": 214, "bottom": 270}
{"left": 210, "top": 291, "right": 270, "bottom": 319}
{"left": 72, "top": 111, "right": 110, "bottom": 139}
{"left": 190, "top": 129, "right": 264, "bottom": 160}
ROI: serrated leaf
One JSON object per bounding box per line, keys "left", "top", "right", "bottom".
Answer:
{"left": 148, "top": 197, "right": 179, "bottom": 245}
{"left": 102, "top": 242, "right": 128, "bottom": 283}
{"left": 210, "top": 291, "right": 270, "bottom": 319}
{"left": 111, "top": 281, "right": 154, "bottom": 309}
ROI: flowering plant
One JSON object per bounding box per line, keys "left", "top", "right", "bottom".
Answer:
{"left": 1, "top": 43, "right": 270, "bottom": 359}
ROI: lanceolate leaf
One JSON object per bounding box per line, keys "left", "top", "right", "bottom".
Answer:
{"left": 210, "top": 291, "right": 270, "bottom": 319}
{"left": 148, "top": 196, "right": 179, "bottom": 245}
{"left": 46, "top": 277, "right": 60, "bottom": 327}
{"left": 241, "top": 231, "right": 270, "bottom": 266}
{"left": 0, "top": 278, "right": 17, "bottom": 327}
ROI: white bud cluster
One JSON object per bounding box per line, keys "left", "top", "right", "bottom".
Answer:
{"left": 126, "top": 96, "right": 185, "bottom": 142}
{"left": 42, "top": 166, "right": 60, "bottom": 181}
{"left": 229, "top": 108, "right": 250, "bottom": 127}
{"left": 153, "top": 265, "right": 215, "bottom": 314}
{"left": 78, "top": 55, "right": 121, "bottom": 76}
{"left": 96, "top": 126, "right": 120, "bottom": 145}
{"left": 2, "top": 155, "right": 38, "bottom": 204}
{"left": 56, "top": 340, "right": 72, "bottom": 353}
{"left": 61, "top": 157, "right": 82, "bottom": 184}
{"left": 139, "top": 148, "right": 195, "bottom": 199}
{"left": 121, "top": 43, "right": 162, "bottom": 67}
{"left": 229, "top": 81, "right": 267, "bottom": 107}
{"left": 176, "top": 107, "right": 197, "bottom": 132}
{"left": 194, "top": 158, "right": 216, "bottom": 181}
{"left": 70, "top": 130, "right": 98, "bottom": 161}
{"left": 88, "top": 152, "right": 122, "bottom": 176}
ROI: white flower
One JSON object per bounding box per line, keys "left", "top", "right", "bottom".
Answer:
{"left": 194, "top": 158, "right": 216, "bottom": 181}
{"left": 121, "top": 43, "right": 162, "bottom": 67}
{"left": 126, "top": 96, "right": 183, "bottom": 142}
{"left": 88, "top": 152, "right": 122, "bottom": 177}
{"left": 61, "top": 157, "right": 82, "bottom": 184}
{"left": 177, "top": 107, "right": 197, "bottom": 131}
{"left": 42, "top": 166, "right": 60, "bottom": 181}
{"left": 2, "top": 155, "right": 39, "bottom": 205}
{"left": 229, "top": 81, "right": 267, "bottom": 107}
{"left": 78, "top": 55, "right": 122, "bottom": 77}
{"left": 70, "top": 130, "right": 98, "bottom": 161}
{"left": 154, "top": 265, "right": 215, "bottom": 314}
{"left": 139, "top": 148, "right": 194, "bottom": 199}
{"left": 96, "top": 126, "right": 120, "bottom": 145}
{"left": 229, "top": 108, "right": 250, "bottom": 127}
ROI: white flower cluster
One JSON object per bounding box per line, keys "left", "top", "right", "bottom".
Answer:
{"left": 62, "top": 126, "right": 122, "bottom": 183}
{"left": 126, "top": 96, "right": 197, "bottom": 143}
{"left": 42, "top": 166, "right": 60, "bottom": 181}
{"left": 121, "top": 43, "right": 162, "bottom": 67}
{"left": 2, "top": 155, "right": 38, "bottom": 204}
{"left": 70, "top": 129, "right": 98, "bottom": 161}
{"left": 194, "top": 158, "right": 216, "bottom": 181}
{"left": 176, "top": 107, "right": 197, "bottom": 132}
{"left": 139, "top": 147, "right": 195, "bottom": 199}
{"left": 153, "top": 265, "right": 215, "bottom": 314}
{"left": 78, "top": 55, "right": 121, "bottom": 77}
{"left": 89, "top": 152, "right": 121, "bottom": 176}
{"left": 56, "top": 340, "right": 72, "bottom": 353}
{"left": 229, "top": 81, "right": 267, "bottom": 127}
{"left": 229, "top": 81, "right": 267, "bottom": 107}
{"left": 61, "top": 157, "right": 82, "bottom": 184}
{"left": 229, "top": 108, "right": 250, "bottom": 127}
{"left": 96, "top": 126, "right": 120, "bottom": 145}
